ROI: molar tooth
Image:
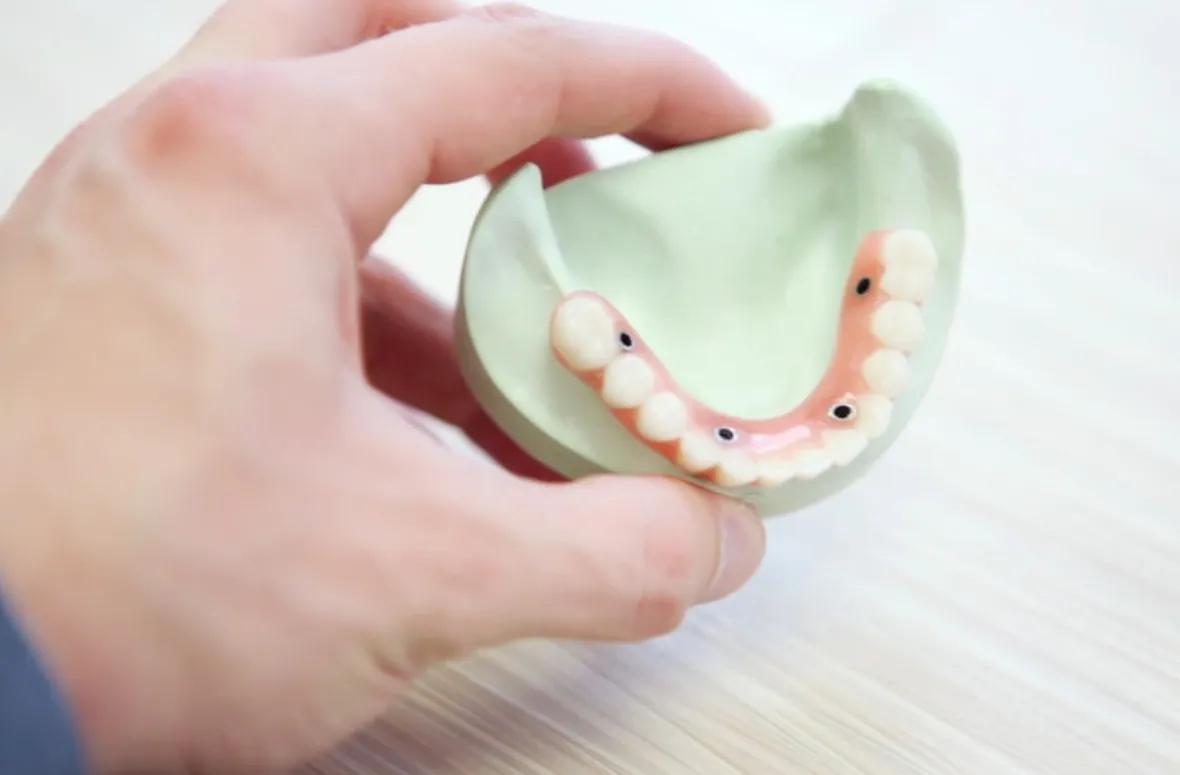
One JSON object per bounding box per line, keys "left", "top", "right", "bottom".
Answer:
{"left": 676, "top": 431, "right": 722, "bottom": 473}
{"left": 855, "top": 394, "right": 893, "bottom": 439}
{"left": 880, "top": 229, "right": 938, "bottom": 302}
{"left": 823, "top": 429, "right": 869, "bottom": 466}
{"left": 861, "top": 349, "right": 909, "bottom": 398}
{"left": 635, "top": 392, "right": 688, "bottom": 443}
{"left": 712, "top": 454, "right": 758, "bottom": 488}
{"left": 793, "top": 449, "right": 833, "bottom": 479}
{"left": 550, "top": 295, "right": 618, "bottom": 371}
{"left": 756, "top": 458, "right": 796, "bottom": 488}
{"left": 600, "top": 354, "right": 655, "bottom": 409}
{"left": 870, "top": 300, "right": 925, "bottom": 351}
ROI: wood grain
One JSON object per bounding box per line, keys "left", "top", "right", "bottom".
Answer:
{"left": 2, "top": 1, "right": 1177, "bottom": 773}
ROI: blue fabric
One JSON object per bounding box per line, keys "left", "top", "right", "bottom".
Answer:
{"left": 0, "top": 586, "right": 85, "bottom": 775}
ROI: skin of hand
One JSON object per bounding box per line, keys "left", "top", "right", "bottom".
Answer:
{"left": 0, "top": 1, "right": 772, "bottom": 772}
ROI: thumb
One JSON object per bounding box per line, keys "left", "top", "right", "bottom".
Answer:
{"left": 417, "top": 467, "right": 766, "bottom": 655}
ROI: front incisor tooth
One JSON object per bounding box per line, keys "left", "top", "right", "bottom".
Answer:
{"left": 793, "top": 448, "right": 833, "bottom": 479}
{"left": 600, "top": 354, "right": 655, "bottom": 409}
{"left": 550, "top": 295, "right": 619, "bottom": 371}
{"left": 861, "top": 349, "right": 909, "bottom": 398}
{"left": 870, "top": 300, "right": 925, "bottom": 351}
{"left": 880, "top": 229, "right": 938, "bottom": 302}
{"left": 855, "top": 394, "right": 893, "bottom": 439}
{"left": 757, "top": 459, "right": 796, "bottom": 488}
{"left": 677, "top": 431, "right": 721, "bottom": 473}
{"left": 712, "top": 455, "right": 758, "bottom": 488}
{"left": 823, "top": 429, "right": 869, "bottom": 466}
{"left": 635, "top": 392, "right": 689, "bottom": 443}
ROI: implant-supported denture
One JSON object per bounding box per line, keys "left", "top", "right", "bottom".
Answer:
{"left": 548, "top": 229, "right": 939, "bottom": 489}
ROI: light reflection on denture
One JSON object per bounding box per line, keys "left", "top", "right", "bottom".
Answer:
{"left": 548, "top": 228, "right": 938, "bottom": 490}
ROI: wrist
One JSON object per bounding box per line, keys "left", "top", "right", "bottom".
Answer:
{"left": 0, "top": 497, "right": 174, "bottom": 773}
{"left": 0, "top": 572, "right": 87, "bottom": 775}
{"left": 1, "top": 509, "right": 102, "bottom": 771}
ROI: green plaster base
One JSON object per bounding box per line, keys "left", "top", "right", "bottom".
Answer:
{"left": 455, "top": 80, "right": 966, "bottom": 517}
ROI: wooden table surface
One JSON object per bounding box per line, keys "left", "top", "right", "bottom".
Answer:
{"left": 3, "top": 1, "right": 1178, "bottom": 773}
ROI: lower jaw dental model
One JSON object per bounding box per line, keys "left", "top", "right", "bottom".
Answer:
{"left": 548, "top": 228, "right": 938, "bottom": 490}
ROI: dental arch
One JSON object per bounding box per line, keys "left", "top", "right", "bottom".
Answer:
{"left": 548, "top": 229, "right": 938, "bottom": 489}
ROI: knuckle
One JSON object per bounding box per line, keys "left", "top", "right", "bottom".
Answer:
{"left": 629, "top": 510, "right": 702, "bottom": 638}
{"left": 466, "top": 2, "right": 550, "bottom": 26}
{"left": 465, "top": 2, "right": 565, "bottom": 50}
{"left": 119, "top": 68, "right": 266, "bottom": 169}
{"left": 458, "top": 2, "right": 569, "bottom": 113}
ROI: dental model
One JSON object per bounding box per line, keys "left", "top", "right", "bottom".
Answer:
{"left": 548, "top": 228, "right": 938, "bottom": 489}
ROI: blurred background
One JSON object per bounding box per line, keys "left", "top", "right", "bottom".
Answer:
{"left": 2, "top": 1, "right": 1178, "bottom": 774}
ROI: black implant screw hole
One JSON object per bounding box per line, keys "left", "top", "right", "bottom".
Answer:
{"left": 855, "top": 277, "right": 872, "bottom": 295}
{"left": 716, "top": 427, "right": 736, "bottom": 442}
{"left": 618, "top": 332, "right": 634, "bottom": 349}
{"left": 831, "top": 404, "right": 853, "bottom": 420}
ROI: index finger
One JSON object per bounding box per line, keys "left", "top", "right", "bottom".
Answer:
{"left": 287, "top": 5, "right": 771, "bottom": 240}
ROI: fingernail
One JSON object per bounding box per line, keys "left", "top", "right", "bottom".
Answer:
{"left": 700, "top": 500, "right": 765, "bottom": 604}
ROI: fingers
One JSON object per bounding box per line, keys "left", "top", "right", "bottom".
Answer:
{"left": 287, "top": 6, "right": 771, "bottom": 240}
{"left": 170, "top": 0, "right": 461, "bottom": 67}
{"left": 358, "top": 257, "right": 467, "bottom": 425}
{"left": 515, "top": 476, "right": 765, "bottom": 640}
{"left": 156, "top": 0, "right": 609, "bottom": 196}
{"left": 358, "top": 127, "right": 600, "bottom": 414}
{"left": 389, "top": 402, "right": 445, "bottom": 444}
{"left": 407, "top": 463, "right": 766, "bottom": 662}
{"left": 485, "top": 137, "right": 596, "bottom": 189}
{"left": 100, "top": 0, "right": 466, "bottom": 153}
{"left": 358, "top": 257, "right": 560, "bottom": 480}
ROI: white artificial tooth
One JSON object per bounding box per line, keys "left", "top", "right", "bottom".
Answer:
{"left": 861, "top": 348, "right": 909, "bottom": 398}
{"left": 712, "top": 454, "right": 758, "bottom": 488}
{"left": 823, "top": 429, "right": 869, "bottom": 466}
{"left": 600, "top": 354, "right": 655, "bottom": 409}
{"left": 635, "top": 392, "right": 689, "bottom": 443}
{"left": 793, "top": 449, "right": 833, "bottom": 480}
{"left": 550, "top": 295, "right": 618, "bottom": 371}
{"left": 870, "top": 300, "right": 925, "bottom": 351}
{"left": 756, "top": 458, "right": 796, "bottom": 488}
{"left": 881, "top": 265, "right": 935, "bottom": 303}
{"left": 880, "top": 229, "right": 938, "bottom": 302}
{"left": 855, "top": 394, "right": 893, "bottom": 440}
{"left": 677, "top": 431, "right": 722, "bottom": 473}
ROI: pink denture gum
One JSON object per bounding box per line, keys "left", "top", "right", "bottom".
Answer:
{"left": 548, "top": 228, "right": 938, "bottom": 489}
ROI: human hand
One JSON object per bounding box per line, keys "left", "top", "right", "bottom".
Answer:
{"left": 0, "top": 1, "right": 770, "bottom": 772}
